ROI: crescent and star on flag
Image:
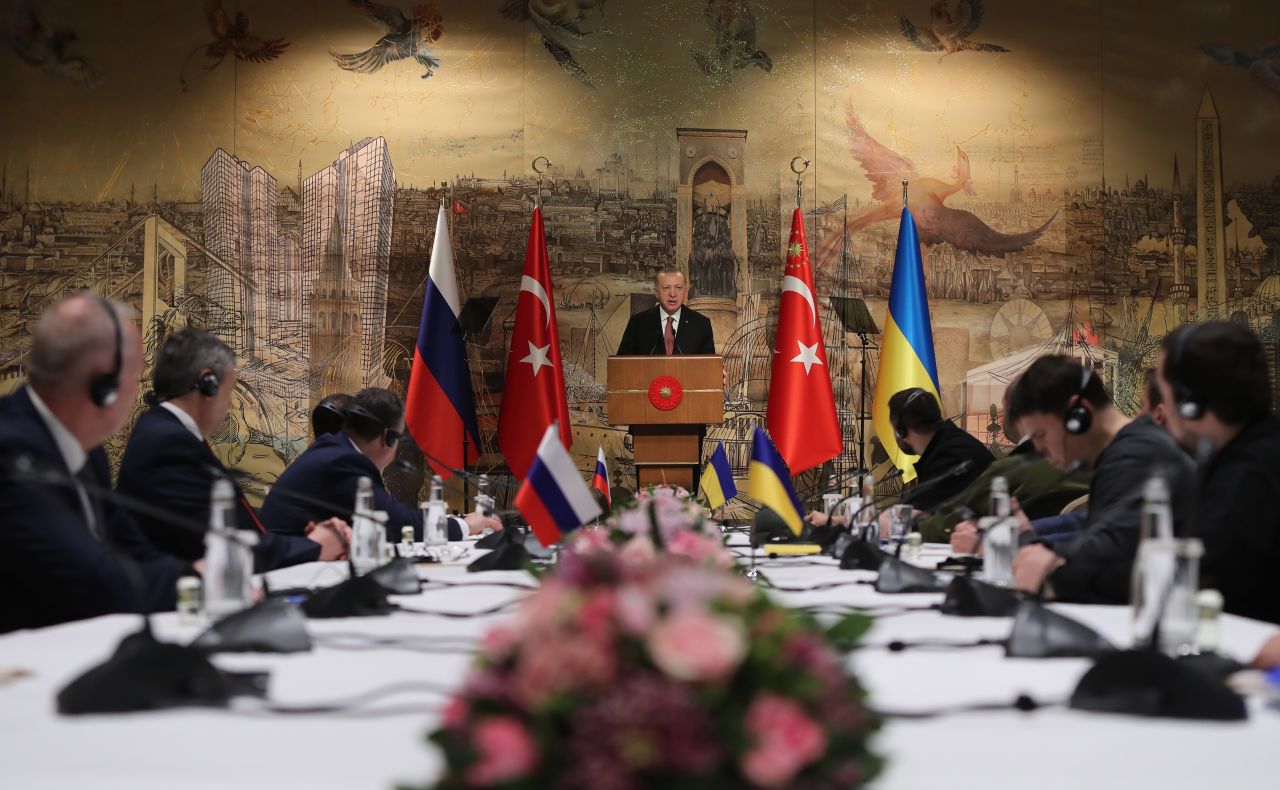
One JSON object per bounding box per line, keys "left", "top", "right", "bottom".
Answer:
{"left": 519, "top": 274, "right": 554, "bottom": 376}
{"left": 780, "top": 241, "right": 824, "bottom": 376}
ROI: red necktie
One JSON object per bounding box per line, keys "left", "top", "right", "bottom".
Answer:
{"left": 205, "top": 441, "right": 267, "bottom": 534}
{"left": 664, "top": 315, "right": 675, "bottom": 355}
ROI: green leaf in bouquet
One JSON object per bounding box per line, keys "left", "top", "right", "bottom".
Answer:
{"left": 825, "top": 611, "right": 875, "bottom": 652}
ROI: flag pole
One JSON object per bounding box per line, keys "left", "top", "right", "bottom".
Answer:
{"left": 531, "top": 156, "right": 551, "bottom": 210}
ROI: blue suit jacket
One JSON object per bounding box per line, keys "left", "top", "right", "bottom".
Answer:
{"left": 0, "top": 388, "right": 190, "bottom": 633}
{"left": 118, "top": 407, "right": 320, "bottom": 571}
{"left": 261, "top": 432, "right": 462, "bottom": 541}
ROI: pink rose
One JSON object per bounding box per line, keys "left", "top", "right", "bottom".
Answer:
{"left": 441, "top": 696, "right": 468, "bottom": 729}
{"left": 741, "top": 694, "right": 827, "bottom": 788}
{"left": 480, "top": 625, "right": 520, "bottom": 662}
{"left": 618, "top": 534, "right": 657, "bottom": 566}
{"left": 647, "top": 609, "right": 746, "bottom": 682}
{"left": 512, "top": 632, "right": 616, "bottom": 709}
{"left": 613, "top": 584, "right": 655, "bottom": 635}
{"left": 466, "top": 716, "right": 539, "bottom": 786}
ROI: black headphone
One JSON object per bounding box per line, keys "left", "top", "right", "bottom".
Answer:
{"left": 894, "top": 388, "right": 928, "bottom": 440}
{"left": 89, "top": 297, "right": 122, "bottom": 408}
{"left": 1169, "top": 324, "right": 1205, "bottom": 420}
{"left": 193, "top": 370, "right": 220, "bottom": 397}
{"left": 1063, "top": 364, "right": 1095, "bottom": 435}
{"left": 345, "top": 403, "right": 403, "bottom": 446}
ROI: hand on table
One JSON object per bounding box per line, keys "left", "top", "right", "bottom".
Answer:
{"left": 464, "top": 512, "right": 503, "bottom": 536}
{"left": 951, "top": 519, "right": 980, "bottom": 555}
{"left": 1012, "top": 543, "right": 1064, "bottom": 596}
{"left": 306, "top": 517, "right": 351, "bottom": 561}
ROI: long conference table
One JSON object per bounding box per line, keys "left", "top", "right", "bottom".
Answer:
{"left": 2, "top": 537, "right": 1278, "bottom": 790}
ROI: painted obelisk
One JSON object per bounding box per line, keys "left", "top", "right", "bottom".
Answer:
{"left": 1195, "top": 87, "right": 1227, "bottom": 320}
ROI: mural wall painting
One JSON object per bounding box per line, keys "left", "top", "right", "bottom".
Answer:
{"left": 2, "top": 0, "right": 1278, "bottom": 511}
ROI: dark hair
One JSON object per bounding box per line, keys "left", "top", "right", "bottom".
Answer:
{"left": 1001, "top": 382, "right": 1022, "bottom": 443}
{"left": 151, "top": 328, "right": 233, "bottom": 401}
{"left": 1007, "top": 355, "right": 1110, "bottom": 425}
{"left": 1143, "top": 368, "right": 1163, "bottom": 410}
{"left": 888, "top": 388, "right": 942, "bottom": 435}
{"left": 1161, "top": 321, "right": 1271, "bottom": 425}
{"left": 343, "top": 387, "right": 404, "bottom": 442}
{"left": 311, "top": 393, "right": 352, "bottom": 437}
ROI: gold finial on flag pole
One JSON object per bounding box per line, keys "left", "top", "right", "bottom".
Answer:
{"left": 531, "top": 156, "right": 551, "bottom": 210}
{"left": 790, "top": 156, "right": 810, "bottom": 209}
{"left": 902, "top": 179, "right": 909, "bottom": 208}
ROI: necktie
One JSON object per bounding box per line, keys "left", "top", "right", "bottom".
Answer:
{"left": 664, "top": 315, "right": 675, "bottom": 355}
{"left": 204, "top": 441, "right": 268, "bottom": 533}
{"left": 73, "top": 464, "right": 105, "bottom": 541}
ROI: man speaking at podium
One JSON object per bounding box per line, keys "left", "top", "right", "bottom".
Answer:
{"left": 617, "top": 268, "right": 715, "bottom": 356}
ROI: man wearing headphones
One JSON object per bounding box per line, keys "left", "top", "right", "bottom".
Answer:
{"left": 262, "top": 387, "right": 500, "bottom": 542}
{"left": 118, "top": 329, "right": 349, "bottom": 569}
{"left": 1007, "top": 355, "right": 1195, "bottom": 602}
{"left": 310, "top": 392, "right": 352, "bottom": 439}
{"left": 887, "top": 387, "right": 994, "bottom": 515}
{"left": 1156, "top": 321, "right": 1280, "bottom": 624}
{"left": 0, "top": 293, "right": 192, "bottom": 632}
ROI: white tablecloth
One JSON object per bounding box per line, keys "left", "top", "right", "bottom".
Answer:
{"left": 1, "top": 542, "right": 1277, "bottom": 790}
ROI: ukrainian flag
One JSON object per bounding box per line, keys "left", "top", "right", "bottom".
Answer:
{"left": 747, "top": 427, "right": 805, "bottom": 536}
{"left": 872, "top": 206, "right": 940, "bottom": 483}
{"left": 699, "top": 442, "right": 737, "bottom": 509}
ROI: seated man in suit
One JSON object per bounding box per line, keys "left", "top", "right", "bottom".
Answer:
{"left": 616, "top": 268, "right": 715, "bottom": 356}
{"left": 310, "top": 392, "right": 351, "bottom": 440}
{"left": 0, "top": 293, "right": 193, "bottom": 633}
{"left": 1155, "top": 321, "right": 1280, "bottom": 624}
{"left": 1009, "top": 356, "right": 1196, "bottom": 603}
{"left": 262, "top": 387, "right": 500, "bottom": 542}
{"left": 118, "top": 329, "right": 347, "bottom": 570}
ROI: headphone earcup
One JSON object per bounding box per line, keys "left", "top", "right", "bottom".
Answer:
{"left": 194, "top": 372, "right": 220, "bottom": 397}
{"left": 89, "top": 373, "right": 119, "bottom": 408}
{"left": 1064, "top": 404, "right": 1092, "bottom": 435}
{"left": 1176, "top": 386, "right": 1203, "bottom": 420}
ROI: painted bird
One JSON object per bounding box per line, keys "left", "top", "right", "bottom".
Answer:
{"left": 180, "top": 1, "right": 289, "bottom": 90}
{"left": 500, "top": 0, "right": 604, "bottom": 89}
{"left": 812, "top": 108, "right": 1056, "bottom": 274}
{"left": 1201, "top": 43, "right": 1280, "bottom": 101}
{"left": 333, "top": 0, "right": 443, "bottom": 79}
{"left": 4, "top": 0, "right": 104, "bottom": 87}
{"left": 693, "top": 0, "right": 772, "bottom": 84}
{"left": 900, "top": 0, "right": 1009, "bottom": 57}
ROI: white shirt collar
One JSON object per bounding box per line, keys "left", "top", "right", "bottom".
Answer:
{"left": 347, "top": 435, "right": 365, "bottom": 457}
{"left": 159, "top": 401, "right": 203, "bottom": 441}
{"left": 26, "top": 386, "right": 88, "bottom": 474}
{"left": 659, "top": 307, "right": 682, "bottom": 331}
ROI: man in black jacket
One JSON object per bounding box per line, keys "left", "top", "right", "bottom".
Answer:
{"left": 1156, "top": 321, "right": 1280, "bottom": 624}
{"left": 117, "top": 329, "right": 347, "bottom": 570}
{"left": 889, "top": 387, "right": 995, "bottom": 513}
{"left": 0, "top": 294, "right": 191, "bottom": 633}
{"left": 616, "top": 268, "right": 715, "bottom": 356}
{"left": 262, "top": 387, "right": 499, "bottom": 542}
{"left": 1009, "top": 355, "right": 1196, "bottom": 603}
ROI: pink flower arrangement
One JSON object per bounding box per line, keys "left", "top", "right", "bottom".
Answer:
{"left": 424, "top": 502, "right": 882, "bottom": 789}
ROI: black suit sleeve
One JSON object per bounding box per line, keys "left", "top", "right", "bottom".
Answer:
{"left": 693, "top": 313, "right": 716, "bottom": 354}
{"left": 617, "top": 311, "right": 654, "bottom": 356}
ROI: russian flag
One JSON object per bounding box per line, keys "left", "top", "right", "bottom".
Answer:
{"left": 593, "top": 446, "right": 611, "bottom": 513}
{"left": 405, "top": 202, "right": 481, "bottom": 477}
{"left": 516, "top": 425, "right": 602, "bottom": 546}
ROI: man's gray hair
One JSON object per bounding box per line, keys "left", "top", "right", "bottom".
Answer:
{"left": 654, "top": 267, "right": 685, "bottom": 285}
{"left": 26, "top": 292, "right": 131, "bottom": 396}
{"left": 152, "top": 328, "right": 235, "bottom": 400}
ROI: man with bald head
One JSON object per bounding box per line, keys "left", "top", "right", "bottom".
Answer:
{"left": 0, "top": 292, "right": 192, "bottom": 633}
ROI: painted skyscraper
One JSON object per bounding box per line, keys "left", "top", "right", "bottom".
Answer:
{"left": 200, "top": 148, "right": 291, "bottom": 358}
{"left": 1196, "top": 87, "right": 1228, "bottom": 320}
{"left": 302, "top": 137, "right": 395, "bottom": 389}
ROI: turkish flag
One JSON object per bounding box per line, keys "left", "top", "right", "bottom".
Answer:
{"left": 451, "top": 197, "right": 470, "bottom": 215}
{"left": 497, "top": 207, "right": 572, "bottom": 478}
{"left": 766, "top": 207, "right": 842, "bottom": 473}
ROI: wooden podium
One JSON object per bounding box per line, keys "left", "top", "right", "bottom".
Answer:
{"left": 607, "top": 355, "right": 723, "bottom": 489}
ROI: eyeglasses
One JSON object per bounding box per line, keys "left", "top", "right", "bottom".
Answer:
{"left": 385, "top": 427, "right": 403, "bottom": 446}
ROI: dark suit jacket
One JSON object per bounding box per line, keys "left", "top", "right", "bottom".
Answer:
{"left": 118, "top": 407, "right": 320, "bottom": 572}
{"left": 616, "top": 305, "right": 716, "bottom": 356}
{"left": 260, "top": 432, "right": 462, "bottom": 541}
{"left": 903, "top": 421, "right": 996, "bottom": 512}
{"left": 0, "top": 388, "right": 189, "bottom": 633}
